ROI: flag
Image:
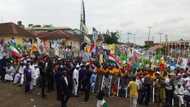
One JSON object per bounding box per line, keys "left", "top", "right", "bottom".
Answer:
{"left": 84, "top": 34, "right": 91, "bottom": 44}
{"left": 80, "top": 0, "right": 91, "bottom": 44}
{"left": 99, "top": 54, "right": 104, "bottom": 64}
{"left": 133, "top": 50, "right": 141, "bottom": 61}
{"left": 92, "top": 27, "right": 98, "bottom": 42}
{"left": 30, "top": 43, "right": 38, "bottom": 54}
{"left": 0, "top": 51, "right": 3, "bottom": 60}
{"left": 108, "top": 53, "right": 121, "bottom": 65}
{"left": 89, "top": 43, "right": 96, "bottom": 53}
{"left": 81, "top": 22, "right": 90, "bottom": 43}
{"left": 81, "top": 0, "right": 86, "bottom": 25}
{"left": 119, "top": 54, "right": 128, "bottom": 64}
{"left": 9, "top": 45, "right": 22, "bottom": 58}
{"left": 155, "top": 52, "right": 161, "bottom": 60}
{"left": 108, "top": 44, "right": 116, "bottom": 54}
{"left": 115, "top": 46, "right": 121, "bottom": 56}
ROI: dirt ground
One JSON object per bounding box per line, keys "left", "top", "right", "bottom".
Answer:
{"left": 0, "top": 82, "right": 156, "bottom": 107}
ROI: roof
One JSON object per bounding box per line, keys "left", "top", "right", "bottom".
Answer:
{"left": 35, "top": 30, "right": 81, "bottom": 41}
{"left": 0, "top": 22, "right": 35, "bottom": 37}
{"left": 64, "top": 30, "right": 81, "bottom": 41}
{"left": 148, "top": 45, "right": 163, "bottom": 52}
{"left": 26, "top": 25, "right": 70, "bottom": 31}
{"left": 35, "top": 30, "right": 69, "bottom": 39}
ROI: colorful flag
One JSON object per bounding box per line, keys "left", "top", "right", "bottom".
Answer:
{"left": 9, "top": 45, "right": 21, "bottom": 58}
{"left": 133, "top": 50, "right": 141, "bottom": 61}
{"left": 119, "top": 54, "right": 128, "bottom": 64}
{"left": 99, "top": 54, "right": 104, "bottom": 64}
{"left": 80, "top": 0, "right": 91, "bottom": 44}
{"left": 30, "top": 43, "right": 38, "bottom": 54}
{"left": 92, "top": 27, "right": 98, "bottom": 42}
{"left": 108, "top": 53, "right": 121, "bottom": 65}
{"left": 108, "top": 44, "right": 116, "bottom": 54}
{"left": 89, "top": 43, "right": 96, "bottom": 53}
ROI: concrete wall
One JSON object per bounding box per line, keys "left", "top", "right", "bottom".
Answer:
{"left": 65, "top": 39, "right": 80, "bottom": 57}
{"left": 0, "top": 35, "right": 25, "bottom": 44}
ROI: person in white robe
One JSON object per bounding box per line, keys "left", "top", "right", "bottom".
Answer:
{"left": 90, "top": 67, "right": 97, "bottom": 93}
{"left": 13, "top": 72, "right": 21, "bottom": 84}
{"left": 19, "top": 63, "right": 26, "bottom": 85}
{"left": 5, "top": 64, "right": 15, "bottom": 82}
{"left": 13, "top": 63, "right": 24, "bottom": 84}
{"left": 175, "top": 84, "right": 185, "bottom": 107}
{"left": 73, "top": 64, "right": 80, "bottom": 96}
{"left": 31, "top": 65, "right": 40, "bottom": 87}
{"left": 30, "top": 62, "right": 37, "bottom": 90}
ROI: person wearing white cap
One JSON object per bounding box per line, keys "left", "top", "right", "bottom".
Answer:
{"left": 72, "top": 64, "right": 80, "bottom": 96}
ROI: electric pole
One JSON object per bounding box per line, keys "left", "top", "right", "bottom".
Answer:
{"left": 148, "top": 26, "right": 152, "bottom": 41}
{"left": 159, "top": 33, "right": 163, "bottom": 44}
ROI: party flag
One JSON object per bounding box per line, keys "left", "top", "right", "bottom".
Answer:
{"left": 133, "top": 50, "right": 141, "bottom": 61}
{"left": 31, "top": 43, "right": 38, "bottom": 54}
{"left": 89, "top": 43, "right": 96, "bottom": 53}
{"left": 9, "top": 45, "right": 21, "bottom": 58}
{"left": 119, "top": 54, "right": 128, "bottom": 64}
{"left": 108, "top": 53, "right": 121, "bottom": 65}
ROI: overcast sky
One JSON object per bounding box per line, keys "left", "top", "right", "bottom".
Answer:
{"left": 0, "top": 0, "right": 190, "bottom": 45}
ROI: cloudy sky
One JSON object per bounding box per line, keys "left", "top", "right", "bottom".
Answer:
{"left": 0, "top": 0, "right": 190, "bottom": 45}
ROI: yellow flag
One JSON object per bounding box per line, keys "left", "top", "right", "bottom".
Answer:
{"left": 108, "top": 44, "right": 116, "bottom": 54}
{"left": 99, "top": 54, "right": 103, "bottom": 64}
{"left": 30, "top": 43, "right": 38, "bottom": 54}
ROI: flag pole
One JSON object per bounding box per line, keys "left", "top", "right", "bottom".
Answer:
{"left": 117, "top": 77, "right": 120, "bottom": 96}
{"left": 101, "top": 75, "right": 105, "bottom": 90}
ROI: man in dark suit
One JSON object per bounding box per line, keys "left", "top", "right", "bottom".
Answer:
{"left": 60, "top": 69, "right": 73, "bottom": 107}
{"left": 83, "top": 65, "right": 92, "bottom": 102}
{"left": 0, "top": 57, "right": 7, "bottom": 81}
{"left": 46, "top": 58, "right": 54, "bottom": 92}
{"left": 38, "top": 60, "right": 46, "bottom": 98}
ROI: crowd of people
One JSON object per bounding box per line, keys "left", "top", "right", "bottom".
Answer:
{"left": 0, "top": 55, "right": 190, "bottom": 107}
{"left": 127, "top": 68, "right": 190, "bottom": 107}
{"left": 0, "top": 55, "right": 99, "bottom": 107}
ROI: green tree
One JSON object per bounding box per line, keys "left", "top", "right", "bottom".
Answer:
{"left": 103, "top": 31, "right": 119, "bottom": 44}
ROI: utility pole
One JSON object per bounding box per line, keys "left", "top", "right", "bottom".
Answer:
{"left": 148, "top": 26, "right": 152, "bottom": 41}
{"left": 133, "top": 34, "right": 136, "bottom": 44}
{"left": 1, "top": 16, "right": 3, "bottom": 22}
{"left": 165, "top": 34, "right": 168, "bottom": 56}
{"left": 159, "top": 33, "right": 162, "bottom": 44}
{"left": 152, "top": 36, "right": 154, "bottom": 42}
{"left": 127, "top": 32, "right": 130, "bottom": 43}
{"left": 127, "top": 33, "right": 130, "bottom": 43}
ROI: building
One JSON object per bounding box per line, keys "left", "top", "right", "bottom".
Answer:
{"left": 34, "top": 29, "right": 82, "bottom": 57}
{"left": 0, "top": 22, "right": 35, "bottom": 44}
{"left": 144, "top": 40, "right": 154, "bottom": 46}
{"left": 26, "top": 24, "right": 69, "bottom": 32}
{"left": 36, "top": 30, "right": 81, "bottom": 47}
{"left": 163, "top": 39, "right": 190, "bottom": 58}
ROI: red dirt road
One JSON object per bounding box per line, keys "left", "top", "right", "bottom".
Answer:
{"left": 0, "top": 82, "right": 156, "bottom": 107}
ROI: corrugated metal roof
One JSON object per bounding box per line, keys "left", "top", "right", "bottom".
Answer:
{"left": 0, "top": 22, "right": 35, "bottom": 37}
